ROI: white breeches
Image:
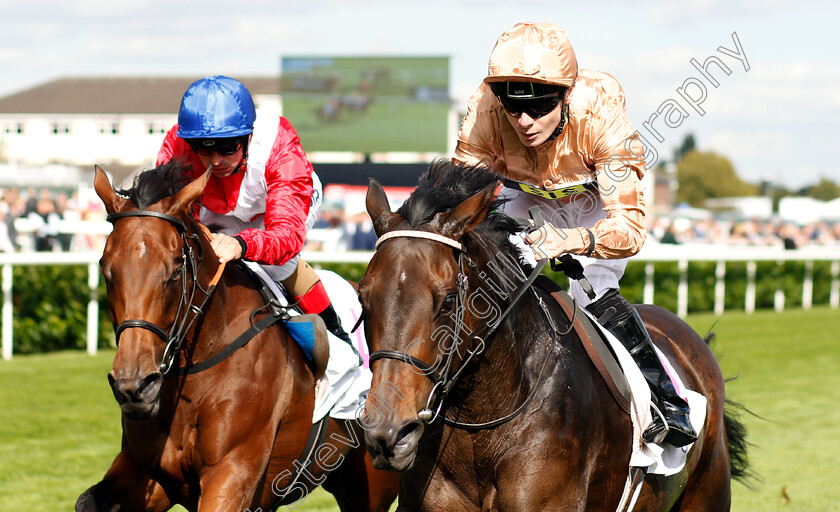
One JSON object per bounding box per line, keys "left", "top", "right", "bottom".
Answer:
{"left": 498, "top": 187, "right": 627, "bottom": 308}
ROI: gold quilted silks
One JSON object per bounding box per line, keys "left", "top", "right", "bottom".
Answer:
{"left": 454, "top": 64, "right": 648, "bottom": 259}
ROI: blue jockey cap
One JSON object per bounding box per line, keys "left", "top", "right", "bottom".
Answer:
{"left": 177, "top": 75, "right": 256, "bottom": 139}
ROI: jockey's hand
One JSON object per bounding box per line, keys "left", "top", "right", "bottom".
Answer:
{"left": 524, "top": 223, "right": 583, "bottom": 260}
{"left": 209, "top": 233, "right": 243, "bottom": 263}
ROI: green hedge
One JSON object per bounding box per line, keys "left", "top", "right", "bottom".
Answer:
{"left": 319, "top": 260, "right": 838, "bottom": 314}
{"left": 616, "top": 260, "right": 836, "bottom": 313}
{"left": 4, "top": 259, "right": 837, "bottom": 354}
{"left": 9, "top": 265, "right": 113, "bottom": 355}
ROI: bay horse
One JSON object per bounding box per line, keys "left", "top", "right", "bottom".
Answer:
{"left": 358, "top": 161, "right": 748, "bottom": 511}
{"left": 76, "top": 162, "right": 398, "bottom": 512}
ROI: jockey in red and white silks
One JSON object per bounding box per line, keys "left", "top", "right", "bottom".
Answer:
{"left": 157, "top": 75, "right": 351, "bottom": 345}
{"left": 157, "top": 116, "right": 322, "bottom": 283}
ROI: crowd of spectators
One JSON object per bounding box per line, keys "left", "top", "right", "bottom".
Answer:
{"left": 0, "top": 187, "right": 108, "bottom": 253}
{"left": 649, "top": 216, "right": 840, "bottom": 250}
{"left": 1, "top": 187, "right": 839, "bottom": 254}
{"left": 306, "top": 205, "right": 378, "bottom": 252}
{"left": 308, "top": 209, "right": 840, "bottom": 252}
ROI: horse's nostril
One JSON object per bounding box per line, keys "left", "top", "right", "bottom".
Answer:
{"left": 108, "top": 372, "right": 162, "bottom": 404}
{"left": 107, "top": 373, "right": 124, "bottom": 404}
{"left": 395, "top": 420, "right": 423, "bottom": 448}
{"left": 139, "top": 373, "right": 162, "bottom": 395}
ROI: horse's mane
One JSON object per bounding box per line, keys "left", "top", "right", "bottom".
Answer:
{"left": 397, "top": 160, "right": 522, "bottom": 259}
{"left": 117, "top": 159, "right": 192, "bottom": 209}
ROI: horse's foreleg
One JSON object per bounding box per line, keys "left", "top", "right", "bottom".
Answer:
{"left": 195, "top": 456, "right": 270, "bottom": 512}
{"left": 76, "top": 450, "right": 171, "bottom": 512}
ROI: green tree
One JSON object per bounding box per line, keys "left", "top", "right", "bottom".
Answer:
{"left": 676, "top": 150, "right": 756, "bottom": 206}
{"left": 771, "top": 184, "right": 793, "bottom": 212}
{"left": 674, "top": 133, "right": 696, "bottom": 162}
{"left": 804, "top": 178, "right": 840, "bottom": 201}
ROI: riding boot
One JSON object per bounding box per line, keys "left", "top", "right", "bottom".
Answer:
{"left": 586, "top": 290, "right": 697, "bottom": 447}
{"left": 316, "top": 303, "right": 363, "bottom": 366}
{"left": 292, "top": 281, "right": 353, "bottom": 344}
{"left": 316, "top": 302, "right": 352, "bottom": 344}
{"left": 282, "top": 261, "right": 361, "bottom": 364}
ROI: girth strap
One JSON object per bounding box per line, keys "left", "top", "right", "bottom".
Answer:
{"left": 534, "top": 276, "right": 631, "bottom": 414}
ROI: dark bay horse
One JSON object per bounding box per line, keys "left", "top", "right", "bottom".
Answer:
{"left": 358, "top": 161, "right": 748, "bottom": 511}
{"left": 76, "top": 162, "right": 398, "bottom": 512}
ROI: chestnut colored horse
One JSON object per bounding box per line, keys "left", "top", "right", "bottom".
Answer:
{"left": 358, "top": 161, "right": 748, "bottom": 511}
{"left": 76, "top": 162, "right": 398, "bottom": 511}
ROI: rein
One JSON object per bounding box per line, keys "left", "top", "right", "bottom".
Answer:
{"left": 107, "top": 210, "right": 224, "bottom": 374}
{"left": 369, "top": 230, "right": 565, "bottom": 431}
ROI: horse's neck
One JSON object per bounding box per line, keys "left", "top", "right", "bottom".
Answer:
{"left": 462, "top": 284, "right": 591, "bottom": 410}
{"left": 495, "top": 299, "right": 550, "bottom": 375}
{"left": 186, "top": 267, "right": 262, "bottom": 361}
{"left": 452, "top": 298, "right": 545, "bottom": 409}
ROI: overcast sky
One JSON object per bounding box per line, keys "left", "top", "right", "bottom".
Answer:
{"left": 2, "top": 0, "right": 837, "bottom": 188}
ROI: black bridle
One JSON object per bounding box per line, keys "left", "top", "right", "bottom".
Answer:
{"left": 368, "top": 231, "right": 572, "bottom": 431}
{"left": 106, "top": 210, "right": 216, "bottom": 374}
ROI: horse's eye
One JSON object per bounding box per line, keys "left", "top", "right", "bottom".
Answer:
{"left": 171, "top": 266, "right": 183, "bottom": 281}
{"left": 440, "top": 293, "right": 457, "bottom": 314}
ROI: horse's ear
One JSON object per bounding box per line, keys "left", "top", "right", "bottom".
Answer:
{"left": 170, "top": 166, "right": 211, "bottom": 217}
{"left": 434, "top": 181, "right": 499, "bottom": 240}
{"left": 94, "top": 165, "right": 128, "bottom": 214}
{"left": 366, "top": 178, "right": 402, "bottom": 237}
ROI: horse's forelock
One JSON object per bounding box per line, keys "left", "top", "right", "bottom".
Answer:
{"left": 118, "top": 159, "right": 192, "bottom": 209}
{"left": 398, "top": 160, "right": 521, "bottom": 260}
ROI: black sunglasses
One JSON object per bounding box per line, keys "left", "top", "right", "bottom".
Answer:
{"left": 490, "top": 82, "right": 567, "bottom": 119}
{"left": 188, "top": 139, "right": 244, "bottom": 156}
{"left": 497, "top": 93, "right": 564, "bottom": 119}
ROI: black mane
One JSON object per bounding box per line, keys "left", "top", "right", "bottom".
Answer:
{"left": 117, "top": 159, "right": 192, "bottom": 209}
{"left": 397, "top": 160, "right": 522, "bottom": 258}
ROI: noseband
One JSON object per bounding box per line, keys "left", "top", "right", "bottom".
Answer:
{"left": 369, "top": 230, "right": 562, "bottom": 430}
{"left": 107, "top": 210, "right": 221, "bottom": 374}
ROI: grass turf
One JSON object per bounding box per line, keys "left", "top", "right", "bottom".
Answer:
{"left": 0, "top": 306, "right": 837, "bottom": 511}
{"left": 689, "top": 307, "right": 840, "bottom": 511}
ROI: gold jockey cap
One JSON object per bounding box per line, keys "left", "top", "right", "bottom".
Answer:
{"left": 485, "top": 23, "right": 578, "bottom": 87}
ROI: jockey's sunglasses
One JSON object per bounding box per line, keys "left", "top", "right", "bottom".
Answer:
{"left": 490, "top": 82, "right": 567, "bottom": 119}
{"left": 187, "top": 138, "right": 244, "bottom": 157}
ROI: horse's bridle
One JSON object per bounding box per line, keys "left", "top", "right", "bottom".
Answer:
{"left": 368, "top": 230, "right": 569, "bottom": 431}
{"left": 106, "top": 210, "right": 221, "bottom": 374}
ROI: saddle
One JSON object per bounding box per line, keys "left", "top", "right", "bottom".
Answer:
{"left": 534, "top": 275, "right": 631, "bottom": 414}
{"left": 239, "top": 261, "right": 330, "bottom": 381}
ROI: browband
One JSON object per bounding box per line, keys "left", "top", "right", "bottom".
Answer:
{"left": 375, "top": 230, "right": 463, "bottom": 252}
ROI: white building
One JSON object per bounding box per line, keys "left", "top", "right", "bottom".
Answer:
{"left": 779, "top": 196, "right": 840, "bottom": 224}
{"left": 704, "top": 196, "right": 773, "bottom": 219}
{"left": 0, "top": 76, "right": 280, "bottom": 187}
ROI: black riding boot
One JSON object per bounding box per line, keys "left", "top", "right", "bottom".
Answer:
{"left": 586, "top": 290, "right": 697, "bottom": 447}
{"left": 317, "top": 303, "right": 352, "bottom": 344}
{"left": 319, "top": 304, "right": 363, "bottom": 365}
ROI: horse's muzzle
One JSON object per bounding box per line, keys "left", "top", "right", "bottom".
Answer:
{"left": 108, "top": 371, "right": 163, "bottom": 420}
{"left": 364, "top": 418, "right": 424, "bottom": 471}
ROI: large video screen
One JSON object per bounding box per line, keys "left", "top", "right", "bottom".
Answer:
{"left": 280, "top": 56, "right": 449, "bottom": 153}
